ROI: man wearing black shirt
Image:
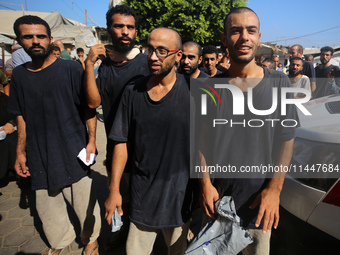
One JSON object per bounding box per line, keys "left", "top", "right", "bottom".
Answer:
{"left": 314, "top": 46, "right": 340, "bottom": 98}
{"left": 105, "top": 27, "right": 192, "bottom": 255}
{"left": 84, "top": 5, "right": 149, "bottom": 175}
{"left": 8, "top": 15, "right": 100, "bottom": 255}
{"left": 199, "top": 7, "right": 296, "bottom": 255}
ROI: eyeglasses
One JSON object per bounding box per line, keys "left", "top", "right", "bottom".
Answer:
{"left": 146, "top": 47, "right": 179, "bottom": 58}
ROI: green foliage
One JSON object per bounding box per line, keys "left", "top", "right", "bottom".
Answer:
{"left": 122, "top": 0, "right": 248, "bottom": 45}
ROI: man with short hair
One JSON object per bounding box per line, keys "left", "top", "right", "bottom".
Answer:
{"left": 51, "top": 45, "right": 61, "bottom": 58}
{"left": 288, "top": 57, "right": 311, "bottom": 98}
{"left": 105, "top": 27, "right": 192, "bottom": 255}
{"left": 178, "top": 41, "right": 209, "bottom": 78}
{"left": 314, "top": 46, "right": 340, "bottom": 98}
{"left": 289, "top": 44, "right": 316, "bottom": 94}
{"left": 76, "top": 47, "right": 86, "bottom": 69}
{"left": 8, "top": 15, "right": 100, "bottom": 255}
{"left": 262, "top": 58, "right": 276, "bottom": 70}
{"left": 199, "top": 7, "right": 297, "bottom": 255}
{"left": 202, "top": 45, "right": 221, "bottom": 77}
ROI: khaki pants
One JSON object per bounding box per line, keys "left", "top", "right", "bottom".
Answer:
{"left": 126, "top": 221, "right": 189, "bottom": 255}
{"left": 242, "top": 228, "right": 271, "bottom": 255}
{"left": 36, "top": 176, "right": 101, "bottom": 249}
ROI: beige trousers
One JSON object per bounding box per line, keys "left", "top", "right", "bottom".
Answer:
{"left": 36, "top": 176, "right": 101, "bottom": 249}
{"left": 126, "top": 221, "right": 189, "bottom": 255}
{"left": 242, "top": 228, "right": 271, "bottom": 255}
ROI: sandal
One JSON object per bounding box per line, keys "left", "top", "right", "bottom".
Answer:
{"left": 42, "top": 248, "right": 63, "bottom": 255}
{"left": 82, "top": 244, "right": 99, "bottom": 255}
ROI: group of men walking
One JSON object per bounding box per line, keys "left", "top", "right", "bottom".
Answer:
{"left": 8, "top": 4, "right": 302, "bottom": 255}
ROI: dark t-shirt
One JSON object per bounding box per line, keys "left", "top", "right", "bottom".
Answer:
{"left": 109, "top": 74, "right": 192, "bottom": 228}
{"left": 8, "top": 58, "right": 89, "bottom": 191}
{"left": 96, "top": 53, "right": 149, "bottom": 171}
{"left": 203, "top": 68, "right": 297, "bottom": 228}
{"left": 303, "top": 60, "right": 316, "bottom": 82}
{"left": 314, "top": 64, "right": 340, "bottom": 98}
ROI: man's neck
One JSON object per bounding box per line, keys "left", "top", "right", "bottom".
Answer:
{"left": 207, "top": 68, "right": 218, "bottom": 77}
{"left": 147, "top": 68, "right": 177, "bottom": 101}
{"left": 107, "top": 46, "right": 139, "bottom": 64}
{"left": 319, "top": 62, "right": 331, "bottom": 69}
{"left": 26, "top": 55, "right": 56, "bottom": 72}
{"left": 228, "top": 59, "right": 264, "bottom": 78}
{"left": 289, "top": 74, "right": 302, "bottom": 83}
{"left": 190, "top": 69, "right": 201, "bottom": 79}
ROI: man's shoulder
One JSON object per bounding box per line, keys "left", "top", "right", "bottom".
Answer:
{"left": 303, "top": 60, "right": 314, "bottom": 69}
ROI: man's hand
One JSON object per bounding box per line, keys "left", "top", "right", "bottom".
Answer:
{"left": 86, "top": 44, "right": 106, "bottom": 66}
{"left": 200, "top": 180, "right": 219, "bottom": 219}
{"left": 0, "top": 123, "right": 15, "bottom": 135}
{"left": 85, "top": 141, "right": 96, "bottom": 163}
{"left": 249, "top": 187, "right": 281, "bottom": 233}
{"left": 14, "top": 152, "right": 30, "bottom": 178}
{"left": 104, "top": 190, "right": 123, "bottom": 225}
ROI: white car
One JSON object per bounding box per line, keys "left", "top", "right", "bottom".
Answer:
{"left": 280, "top": 94, "right": 340, "bottom": 241}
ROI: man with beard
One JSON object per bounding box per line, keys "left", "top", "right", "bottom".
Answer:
{"left": 84, "top": 5, "right": 148, "bottom": 175}
{"left": 314, "top": 46, "right": 340, "bottom": 98}
{"left": 198, "top": 7, "right": 296, "bottom": 255}
{"left": 105, "top": 27, "right": 192, "bottom": 255}
{"left": 8, "top": 15, "right": 101, "bottom": 255}
{"left": 289, "top": 44, "right": 316, "bottom": 95}
{"left": 288, "top": 57, "right": 311, "bottom": 99}
{"left": 178, "top": 41, "right": 209, "bottom": 79}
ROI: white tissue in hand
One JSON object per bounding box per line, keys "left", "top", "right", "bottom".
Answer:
{"left": 77, "top": 148, "right": 96, "bottom": 166}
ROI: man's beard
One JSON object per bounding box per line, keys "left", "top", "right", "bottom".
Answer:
{"left": 148, "top": 57, "right": 175, "bottom": 77}
{"left": 289, "top": 69, "right": 302, "bottom": 77}
{"left": 320, "top": 58, "right": 330, "bottom": 65}
{"left": 26, "top": 43, "right": 53, "bottom": 60}
{"left": 180, "top": 62, "right": 198, "bottom": 76}
{"left": 111, "top": 36, "right": 136, "bottom": 53}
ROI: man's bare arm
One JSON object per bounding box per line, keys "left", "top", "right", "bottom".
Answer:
{"left": 250, "top": 138, "right": 294, "bottom": 233}
{"left": 14, "top": 115, "right": 30, "bottom": 177}
{"left": 84, "top": 44, "right": 106, "bottom": 108}
{"left": 104, "top": 142, "right": 128, "bottom": 225}
{"left": 85, "top": 106, "right": 97, "bottom": 161}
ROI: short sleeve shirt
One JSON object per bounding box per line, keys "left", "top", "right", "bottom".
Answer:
{"left": 109, "top": 74, "right": 192, "bottom": 228}
{"left": 8, "top": 58, "right": 89, "bottom": 191}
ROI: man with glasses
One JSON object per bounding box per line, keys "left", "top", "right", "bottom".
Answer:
{"left": 105, "top": 27, "right": 193, "bottom": 255}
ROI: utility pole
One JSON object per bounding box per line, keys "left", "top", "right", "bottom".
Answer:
{"left": 25, "top": 0, "right": 28, "bottom": 10}
{"left": 85, "top": 9, "right": 88, "bottom": 26}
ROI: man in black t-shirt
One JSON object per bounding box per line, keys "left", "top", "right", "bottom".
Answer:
{"left": 84, "top": 5, "right": 149, "bottom": 175}
{"left": 199, "top": 7, "right": 296, "bottom": 255}
{"left": 8, "top": 15, "right": 100, "bottom": 255}
{"left": 105, "top": 27, "right": 192, "bottom": 255}
{"left": 314, "top": 46, "right": 340, "bottom": 98}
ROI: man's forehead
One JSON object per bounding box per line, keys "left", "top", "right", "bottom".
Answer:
{"left": 112, "top": 13, "right": 135, "bottom": 24}
{"left": 227, "top": 11, "right": 259, "bottom": 28}
{"left": 148, "top": 29, "right": 177, "bottom": 48}
{"left": 183, "top": 46, "right": 199, "bottom": 56}
{"left": 19, "top": 23, "right": 48, "bottom": 34}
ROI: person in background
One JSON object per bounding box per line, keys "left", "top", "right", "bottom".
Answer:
{"left": 51, "top": 45, "right": 61, "bottom": 58}
{"left": 262, "top": 58, "right": 276, "bottom": 70}
{"left": 288, "top": 57, "right": 311, "bottom": 98}
{"left": 53, "top": 40, "right": 72, "bottom": 60}
{"left": 202, "top": 45, "right": 222, "bottom": 77}
{"left": 76, "top": 47, "right": 86, "bottom": 69}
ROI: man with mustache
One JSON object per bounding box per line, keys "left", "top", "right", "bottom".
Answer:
{"left": 84, "top": 4, "right": 148, "bottom": 248}
{"left": 288, "top": 57, "right": 311, "bottom": 99}
{"left": 198, "top": 7, "right": 297, "bottom": 255}
{"left": 8, "top": 15, "right": 100, "bottom": 255}
{"left": 314, "top": 46, "right": 340, "bottom": 98}
{"left": 178, "top": 41, "right": 209, "bottom": 79}
{"left": 105, "top": 27, "right": 193, "bottom": 255}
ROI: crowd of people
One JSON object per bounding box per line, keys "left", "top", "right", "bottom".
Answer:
{"left": 0, "top": 3, "right": 339, "bottom": 255}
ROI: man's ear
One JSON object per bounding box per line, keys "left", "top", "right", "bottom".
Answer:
{"left": 221, "top": 33, "right": 227, "bottom": 47}
{"left": 198, "top": 56, "right": 202, "bottom": 65}
{"left": 50, "top": 36, "right": 53, "bottom": 44}
{"left": 175, "top": 50, "right": 182, "bottom": 64}
{"left": 16, "top": 38, "right": 22, "bottom": 47}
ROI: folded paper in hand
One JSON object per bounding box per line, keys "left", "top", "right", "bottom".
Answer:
{"left": 77, "top": 148, "right": 97, "bottom": 166}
